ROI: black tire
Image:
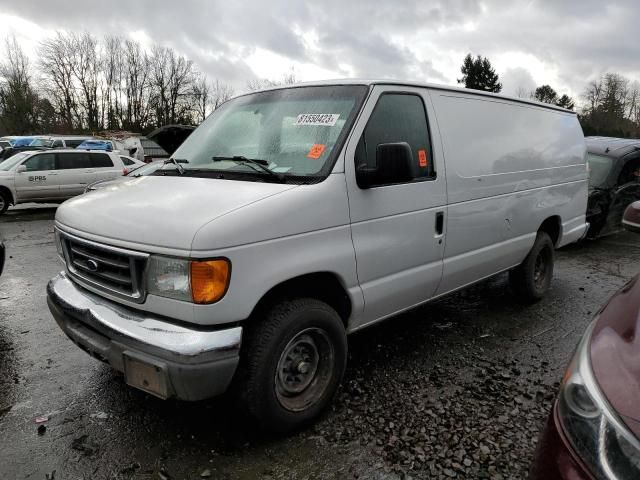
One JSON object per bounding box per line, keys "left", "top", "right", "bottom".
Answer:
{"left": 509, "top": 231, "right": 555, "bottom": 303}
{"left": 237, "top": 298, "right": 347, "bottom": 432}
{"left": 0, "top": 190, "right": 9, "bottom": 214}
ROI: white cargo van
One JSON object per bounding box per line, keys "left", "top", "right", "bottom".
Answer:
{"left": 47, "top": 81, "right": 588, "bottom": 431}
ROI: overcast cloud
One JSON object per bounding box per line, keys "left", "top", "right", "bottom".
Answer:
{"left": 1, "top": 0, "right": 639, "bottom": 103}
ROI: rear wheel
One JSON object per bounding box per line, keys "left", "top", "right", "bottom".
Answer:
{"left": 509, "top": 231, "right": 555, "bottom": 302}
{"left": 0, "top": 190, "right": 9, "bottom": 214}
{"left": 237, "top": 298, "right": 347, "bottom": 432}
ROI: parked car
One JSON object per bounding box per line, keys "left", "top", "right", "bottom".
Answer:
{"left": 585, "top": 136, "right": 640, "bottom": 238}
{"left": 0, "top": 141, "right": 51, "bottom": 160}
{"left": 47, "top": 80, "right": 588, "bottom": 432}
{"left": 84, "top": 160, "right": 164, "bottom": 192}
{"left": 31, "top": 135, "right": 94, "bottom": 149}
{"left": 76, "top": 139, "right": 115, "bottom": 151}
{"left": 530, "top": 201, "right": 640, "bottom": 480}
{"left": 118, "top": 155, "right": 145, "bottom": 173}
{"left": 123, "top": 136, "right": 170, "bottom": 163}
{"left": 0, "top": 149, "right": 130, "bottom": 213}
{"left": 0, "top": 140, "right": 12, "bottom": 151}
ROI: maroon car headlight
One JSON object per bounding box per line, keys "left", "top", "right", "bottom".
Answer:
{"left": 557, "top": 320, "right": 640, "bottom": 479}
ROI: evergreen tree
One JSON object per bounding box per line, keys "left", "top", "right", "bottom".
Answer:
{"left": 534, "top": 85, "right": 558, "bottom": 104}
{"left": 457, "top": 54, "right": 502, "bottom": 93}
{"left": 555, "top": 94, "right": 575, "bottom": 110}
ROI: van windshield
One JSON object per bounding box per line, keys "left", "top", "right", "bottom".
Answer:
{"left": 587, "top": 153, "right": 614, "bottom": 188}
{"left": 170, "top": 85, "right": 368, "bottom": 182}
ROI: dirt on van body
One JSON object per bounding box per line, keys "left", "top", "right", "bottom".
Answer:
{"left": 1, "top": 204, "right": 638, "bottom": 479}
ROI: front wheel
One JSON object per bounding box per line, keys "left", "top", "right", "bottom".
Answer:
{"left": 0, "top": 191, "right": 9, "bottom": 214}
{"left": 509, "top": 231, "right": 555, "bottom": 303}
{"left": 237, "top": 298, "right": 347, "bottom": 432}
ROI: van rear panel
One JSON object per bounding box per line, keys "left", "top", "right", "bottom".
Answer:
{"left": 429, "top": 90, "right": 587, "bottom": 296}
{"left": 430, "top": 92, "right": 587, "bottom": 205}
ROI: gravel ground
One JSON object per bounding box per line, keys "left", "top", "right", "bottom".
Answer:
{"left": 1, "top": 204, "right": 639, "bottom": 479}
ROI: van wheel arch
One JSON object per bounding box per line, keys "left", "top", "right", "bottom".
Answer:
{"left": 248, "top": 272, "right": 352, "bottom": 328}
{"left": 538, "top": 215, "right": 561, "bottom": 247}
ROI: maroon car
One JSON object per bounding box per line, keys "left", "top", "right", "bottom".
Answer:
{"left": 530, "top": 202, "right": 640, "bottom": 479}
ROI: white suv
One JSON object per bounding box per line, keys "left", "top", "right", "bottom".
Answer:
{"left": 0, "top": 149, "right": 127, "bottom": 213}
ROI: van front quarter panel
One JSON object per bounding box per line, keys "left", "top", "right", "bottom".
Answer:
{"left": 190, "top": 173, "right": 364, "bottom": 327}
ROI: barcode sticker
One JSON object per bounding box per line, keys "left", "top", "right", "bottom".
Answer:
{"left": 295, "top": 114, "right": 340, "bottom": 126}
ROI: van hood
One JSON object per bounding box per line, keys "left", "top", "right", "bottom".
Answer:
{"left": 56, "top": 176, "right": 297, "bottom": 251}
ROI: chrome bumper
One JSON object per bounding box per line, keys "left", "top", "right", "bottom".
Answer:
{"left": 47, "top": 272, "right": 242, "bottom": 400}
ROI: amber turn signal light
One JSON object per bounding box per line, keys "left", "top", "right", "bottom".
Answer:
{"left": 190, "top": 259, "right": 231, "bottom": 304}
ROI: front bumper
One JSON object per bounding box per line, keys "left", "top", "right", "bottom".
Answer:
{"left": 47, "top": 272, "right": 242, "bottom": 401}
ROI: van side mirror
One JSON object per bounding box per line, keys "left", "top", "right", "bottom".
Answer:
{"left": 356, "top": 142, "right": 414, "bottom": 188}
{"left": 622, "top": 201, "right": 640, "bottom": 233}
{"left": 16, "top": 165, "right": 26, "bottom": 173}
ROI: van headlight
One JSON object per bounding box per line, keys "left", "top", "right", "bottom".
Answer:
{"left": 557, "top": 320, "right": 640, "bottom": 479}
{"left": 146, "top": 256, "right": 230, "bottom": 304}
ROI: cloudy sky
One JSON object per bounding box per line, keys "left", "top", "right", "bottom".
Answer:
{"left": 1, "top": 0, "right": 638, "bottom": 104}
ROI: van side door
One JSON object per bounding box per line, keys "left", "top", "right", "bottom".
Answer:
{"left": 345, "top": 86, "right": 447, "bottom": 328}
{"left": 14, "top": 153, "right": 60, "bottom": 200}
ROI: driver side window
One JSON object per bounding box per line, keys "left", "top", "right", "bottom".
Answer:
{"left": 355, "top": 93, "right": 434, "bottom": 188}
{"left": 24, "top": 154, "right": 55, "bottom": 172}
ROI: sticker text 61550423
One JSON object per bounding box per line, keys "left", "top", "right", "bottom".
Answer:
{"left": 295, "top": 114, "right": 340, "bottom": 126}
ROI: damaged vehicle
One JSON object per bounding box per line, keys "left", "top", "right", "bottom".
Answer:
{"left": 47, "top": 81, "right": 588, "bottom": 432}
{"left": 530, "top": 201, "right": 640, "bottom": 480}
{"left": 585, "top": 136, "right": 640, "bottom": 238}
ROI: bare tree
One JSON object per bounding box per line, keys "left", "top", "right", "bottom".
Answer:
{"left": 191, "top": 74, "right": 210, "bottom": 123}
{"left": 0, "top": 36, "right": 39, "bottom": 134}
{"left": 123, "top": 40, "right": 151, "bottom": 131}
{"left": 212, "top": 79, "right": 234, "bottom": 109}
{"left": 72, "top": 33, "right": 101, "bottom": 131}
{"left": 102, "top": 35, "right": 124, "bottom": 129}
{"left": 246, "top": 69, "right": 297, "bottom": 92}
{"left": 39, "top": 32, "right": 78, "bottom": 131}
{"left": 167, "top": 49, "right": 195, "bottom": 123}
{"left": 582, "top": 79, "right": 603, "bottom": 115}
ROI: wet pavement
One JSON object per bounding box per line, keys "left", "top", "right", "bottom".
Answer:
{"left": 1, "top": 204, "right": 639, "bottom": 479}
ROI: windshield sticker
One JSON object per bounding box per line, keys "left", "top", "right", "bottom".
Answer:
{"left": 307, "top": 144, "right": 326, "bottom": 159}
{"left": 418, "top": 149, "right": 428, "bottom": 168}
{"left": 295, "top": 114, "right": 340, "bottom": 126}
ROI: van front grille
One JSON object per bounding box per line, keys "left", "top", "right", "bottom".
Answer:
{"left": 59, "top": 231, "right": 148, "bottom": 302}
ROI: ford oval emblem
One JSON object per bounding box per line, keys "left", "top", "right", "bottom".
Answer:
{"left": 87, "top": 259, "right": 99, "bottom": 272}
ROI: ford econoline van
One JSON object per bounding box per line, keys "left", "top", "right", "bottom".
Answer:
{"left": 47, "top": 80, "right": 589, "bottom": 431}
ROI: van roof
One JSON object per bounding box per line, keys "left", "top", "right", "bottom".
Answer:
{"left": 585, "top": 136, "right": 640, "bottom": 158}
{"left": 244, "top": 78, "right": 576, "bottom": 114}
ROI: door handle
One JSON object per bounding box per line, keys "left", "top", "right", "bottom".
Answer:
{"left": 435, "top": 211, "right": 444, "bottom": 237}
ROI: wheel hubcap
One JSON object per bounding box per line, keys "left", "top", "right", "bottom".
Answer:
{"left": 275, "top": 328, "right": 334, "bottom": 412}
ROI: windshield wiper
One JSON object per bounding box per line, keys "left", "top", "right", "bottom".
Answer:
{"left": 163, "top": 157, "right": 187, "bottom": 175}
{"left": 211, "top": 155, "right": 284, "bottom": 182}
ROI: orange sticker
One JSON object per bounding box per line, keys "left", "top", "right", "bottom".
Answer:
{"left": 418, "top": 149, "right": 428, "bottom": 167}
{"left": 307, "top": 144, "right": 326, "bottom": 159}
